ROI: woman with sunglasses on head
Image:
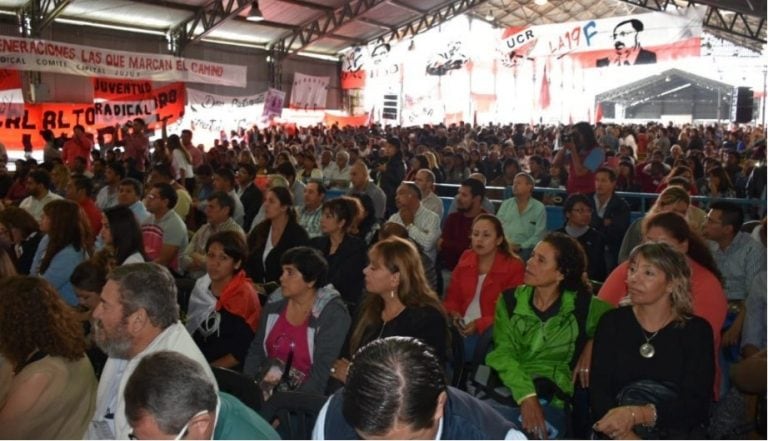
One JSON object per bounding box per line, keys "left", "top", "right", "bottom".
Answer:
{"left": 618, "top": 186, "right": 702, "bottom": 263}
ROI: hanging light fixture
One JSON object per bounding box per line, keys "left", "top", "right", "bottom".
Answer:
{"left": 485, "top": 10, "right": 494, "bottom": 21}
{"left": 246, "top": 1, "right": 264, "bottom": 22}
{"left": 534, "top": 0, "right": 548, "bottom": 6}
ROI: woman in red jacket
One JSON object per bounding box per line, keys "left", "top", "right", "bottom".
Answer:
{"left": 444, "top": 213, "right": 525, "bottom": 358}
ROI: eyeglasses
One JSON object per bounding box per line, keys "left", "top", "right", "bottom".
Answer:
{"left": 128, "top": 410, "right": 208, "bottom": 440}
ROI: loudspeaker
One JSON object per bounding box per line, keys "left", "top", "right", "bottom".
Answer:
{"left": 382, "top": 93, "right": 399, "bottom": 121}
{"left": 735, "top": 87, "right": 754, "bottom": 123}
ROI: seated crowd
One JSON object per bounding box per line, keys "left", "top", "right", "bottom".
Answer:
{"left": 0, "top": 119, "right": 765, "bottom": 440}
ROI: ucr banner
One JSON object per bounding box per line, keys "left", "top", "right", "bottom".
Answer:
{"left": 0, "top": 36, "right": 247, "bottom": 87}
{"left": 497, "top": 8, "right": 702, "bottom": 69}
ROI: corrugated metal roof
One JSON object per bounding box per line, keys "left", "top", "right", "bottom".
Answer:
{"left": 0, "top": 0, "right": 762, "bottom": 56}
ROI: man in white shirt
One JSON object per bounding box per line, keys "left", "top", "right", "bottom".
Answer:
{"left": 96, "top": 162, "right": 125, "bottom": 210}
{"left": 413, "top": 169, "right": 444, "bottom": 220}
{"left": 388, "top": 183, "right": 441, "bottom": 262}
{"left": 324, "top": 150, "right": 352, "bottom": 188}
{"left": 20, "top": 169, "right": 62, "bottom": 223}
{"left": 87, "top": 263, "right": 215, "bottom": 439}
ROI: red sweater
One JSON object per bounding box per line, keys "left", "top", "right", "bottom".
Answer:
{"left": 443, "top": 249, "right": 525, "bottom": 334}
{"left": 438, "top": 211, "right": 485, "bottom": 270}
{"left": 598, "top": 258, "right": 727, "bottom": 398}
{"left": 79, "top": 198, "right": 103, "bottom": 235}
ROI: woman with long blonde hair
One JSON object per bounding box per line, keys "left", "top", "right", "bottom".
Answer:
{"left": 329, "top": 236, "right": 448, "bottom": 384}
{"left": 618, "top": 186, "right": 705, "bottom": 262}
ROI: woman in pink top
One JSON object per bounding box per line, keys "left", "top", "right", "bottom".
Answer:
{"left": 598, "top": 211, "right": 727, "bottom": 397}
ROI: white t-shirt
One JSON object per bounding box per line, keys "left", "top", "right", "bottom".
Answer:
{"left": 171, "top": 149, "right": 194, "bottom": 181}
{"left": 464, "top": 274, "right": 486, "bottom": 323}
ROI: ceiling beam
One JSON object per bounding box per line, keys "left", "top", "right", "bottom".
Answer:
{"left": 129, "top": 0, "right": 297, "bottom": 30}
{"left": 386, "top": 0, "right": 424, "bottom": 14}
{"left": 328, "top": 33, "right": 364, "bottom": 42}
{"left": 270, "top": 0, "right": 389, "bottom": 55}
{"left": 168, "top": 0, "right": 252, "bottom": 55}
{"left": 368, "top": 0, "right": 490, "bottom": 45}
{"left": 356, "top": 16, "right": 392, "bottom": 30}
{"left": 279, "top": 0, "right": 335, "bottom": 12}
{"left": 129, "top": 0, "right": 199, "bottom": 12}
{"left": 17, "top": 0, "right": 71, "bottom": 36}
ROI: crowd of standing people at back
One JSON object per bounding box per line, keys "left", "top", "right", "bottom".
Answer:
{"left": 0, "top": 117, "right": 765, "bottom": 440}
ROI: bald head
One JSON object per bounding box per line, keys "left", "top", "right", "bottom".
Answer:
{"left": 468, "top": 172, "right": 486, "bottom": 185}
{"left": 349, "top": 160, "right": 370, "bottom": 190}
{"left": 414, "top": 169, "right": 435, "bottom": 195}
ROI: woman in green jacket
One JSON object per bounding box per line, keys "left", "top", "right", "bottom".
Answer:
{"left": 486, "top": 232, "right": 612, "bottom": 439}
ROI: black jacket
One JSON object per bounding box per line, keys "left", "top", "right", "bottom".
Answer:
{"left": 378, "top": 152, "right": 405, "bottom": 218}
{"left": 245, "top": 220, "right": 310, "bottom": 284}
{"left": 556, "top": 226, "right": 608, "bottom": 282}
{"left": 309, "top": 234, "right": 368, "bottom": 309}
{"left": 239, "top": 183, "right": 263, "bottom": 231}
{"left": 589, "top": 193, "right": 631, "bottom": 266}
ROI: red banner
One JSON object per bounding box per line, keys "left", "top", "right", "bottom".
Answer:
{"left": 93, "top": 78, "right": 153, "bottom": 101}
{"left": 0, "top": 69, "right": 21, "bottom": 90}
{"left": 341, "top": 47, "right": 366, "bottom": 90}
{"left": 0, "top": 82, "right": 186, "bottom": 148}
{"left": 341, "top": 71, "right": 366, "bottom": 90}
{"left": 322, "top": 112, "right": 368, "bottom": 127}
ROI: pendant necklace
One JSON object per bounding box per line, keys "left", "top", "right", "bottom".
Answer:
{"left": 639, "top": 329, "right": 660, "bottom": 358}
